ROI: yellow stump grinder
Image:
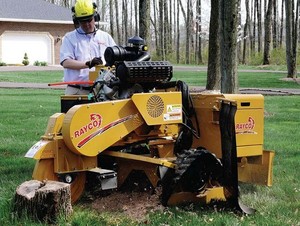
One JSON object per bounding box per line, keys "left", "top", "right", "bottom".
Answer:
{"left": 26, "top": 37, "right": 274, "bottom": 213}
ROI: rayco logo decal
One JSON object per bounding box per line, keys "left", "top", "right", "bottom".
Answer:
{"left": 236, "top": 117, "right": 256, "bottom": 134}
{"left": 76, "top": 115, "right": 135, "bottom": 148}
{"left": 74, "top": 113, "right": 102, "bottom": 138}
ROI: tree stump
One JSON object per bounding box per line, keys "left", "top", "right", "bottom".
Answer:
{"left": 13, "top": 180, "right": 73, "bottom": 223}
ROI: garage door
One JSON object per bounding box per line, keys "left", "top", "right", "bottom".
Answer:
{"left": 1, "top": 31, "right": 53, "bottom": 65}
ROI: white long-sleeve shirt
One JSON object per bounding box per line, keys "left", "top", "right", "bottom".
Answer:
{"left": 60, "top": 27, "right": 116, "bottom": 82}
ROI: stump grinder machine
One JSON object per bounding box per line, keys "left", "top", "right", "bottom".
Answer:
{"left": 25, "top": 37, "right": 274, "bottom": 213}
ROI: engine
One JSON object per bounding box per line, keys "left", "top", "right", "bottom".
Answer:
{"left": 93, "top": 36, "right": 173, "bottom": 101}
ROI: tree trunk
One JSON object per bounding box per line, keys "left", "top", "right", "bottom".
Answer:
{"left": 135, "top": 0, "right": 139, "bottom": 35}
{"left": 176, "top": 0, "right": 180, "bottom": 63}
{"left": 109, "top": 0, "right": 114, "bottom": 38}
{"left": 196, "top": 0, "right": 203, "bottom": 64}
{"left": 139, "top": 0, "right": 150, "bottom": 43}
{"left": 243, "top": 0, "right": 250, "bottom": 64}
{"left": 279, "top": 0, "right": 285, "bottom": 47}
{"left": 122, "top": 0, "right": 128, "bottom": 45}
{"left": 169, "top": 0, "right": 173, "bottom": 54}
{"left": 185, "top": 0, "right": 191, "bottom": 64}
{"left": 163, "top": 0, "right": 170, "bottom": 56}
{"left": 273, "top": 0, "right": 278, "bottom": 49}
{"left": 152, "top": 0, "right": 159, "bottom": 56}
{"left": 101, "top": 0, "right": 106, "bottom": 22}
{"left": 159, "top": 0, "right": 165, "bottom": 59}
{"left": 237, "top": 0, "right": 242, "bottom": 63}
{"left": 252, "top": 0, "right": 257, "bottom": 53}
{"left": 257, "top": 0, "right": 262, "bottom": 53}
{"left": 285, "top": 0, "right": 298, "bottom": 78}
{"left": 206, "top": 0, "right": 221, "bottom": 90}
{"left": 263, "top": 0, "right": 273, "bottom": 65}
{"left": 114, "top": 0, "right": 121, "bottom": 44}
{"left": 13, "top": 180, "right": 72, "bottom": 224}
{"left": 220, "top": 0, "right": 239, "bottom": 93}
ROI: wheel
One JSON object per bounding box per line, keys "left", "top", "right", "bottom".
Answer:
{"left": 32, "top": 159, "right": 86, "bottom": 203}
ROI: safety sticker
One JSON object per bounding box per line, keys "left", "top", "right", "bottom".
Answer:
{"left": 164, "top": 104, "right": 182, "bottom": 121}
{"left": 25, "top": 140, "right": 48, "bottom": 158}
{"left": 167, "top": 104, "right": 182, "bottom": 113}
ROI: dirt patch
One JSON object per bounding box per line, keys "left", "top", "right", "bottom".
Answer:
{"left": 280, "top": 77, "right": 300, "bottom": 84}
{"left": 82, "top": 188, "right": 164, "bottom": 222}
{"left": 82, "top": 173, "right": 165, "bottom": 222}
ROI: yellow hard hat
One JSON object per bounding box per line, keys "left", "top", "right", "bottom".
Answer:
{"left": 74, "top": 0, "right": 95, "bottom": 20}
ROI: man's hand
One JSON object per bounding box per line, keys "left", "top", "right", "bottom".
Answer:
{"left": 86, "top": 57, "right": 103, "bottom": 69}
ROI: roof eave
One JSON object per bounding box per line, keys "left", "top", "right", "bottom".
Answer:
{"left": 0, "top": 18, "right": 109, "bottom": 25}
{"left": 0, "top": 18, "right": 72, "bottom": 24}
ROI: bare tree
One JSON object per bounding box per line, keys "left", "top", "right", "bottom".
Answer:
{"left": 139, "top": 0, "right": 150, "bottom": 43}
{"left": 114, "top": 0, "right": 121, "bottom": 44}
{"left": 101, "top": 0, "right": 106, "bottom": 22}
{"left": 251, "top": 0, "right": 257, "bottom": 53}
{"left": 173, "top": 0, "right": 177, "bottom": 48}
{"left": 163, "top": 1, "right": 170, "bottom": 56}
{"left": 285, "top": 0, "right": 299, "bottom": 78}
{"left": 279, "top": 0, "right": 285, "bottom": 47}
{"left": 273, "top": 0, "right": 278, "bottom": 48}
{"left": 151, "top": 0, "right": 159, "bottom": 55}
{"left": 256, "top": 0, "right": 262, "bottom": 52}
{"left": 195, "top": 0, "right": 203, "bottom": 64}
{"left": 158, "top": 0, "right": 165, "bottom": 59}
{"left": 176, "top": 0, "right": 180, "bottom": 63}
{"left": 169, "top": 0, "right": 173, "bottom": 55}
{"left": 135, "top": 0, "right": 138, "bottom": 35}
{"left": 123, "top": 0, "right": 129, "bottom": 44}
{"left": 263, "top": 0, "right": 273, "bottom": 65}
{"left": 109, "top": 0, "right": 114, "bottom": 38}
{"left": 220, "top": 0, "right": 239, "bottom": 93}
{"left": 206, "top": 0, "right": 221, "bottom": 90}
{"left": 242, "top": 0, "right": 251, "bottom": 64}
{"left": 185, "top": 0, "right": 192, "bottom": 64}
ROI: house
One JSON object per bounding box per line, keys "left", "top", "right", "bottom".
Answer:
{"left": 0, "top": 0, "right": 74, "bottom": 65}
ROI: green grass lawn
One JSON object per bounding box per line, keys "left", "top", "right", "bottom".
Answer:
{"left": 0, "top": 87, "right": 299, "bottom": 225}
{"left": 0, "top": 69, "right": 299, "bottom": 89}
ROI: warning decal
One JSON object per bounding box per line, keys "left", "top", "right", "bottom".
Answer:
{"left": 164, "top": 104, "right": 182, "bottom": 121}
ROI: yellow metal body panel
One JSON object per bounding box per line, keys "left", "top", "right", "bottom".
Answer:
{"left": 25, "top": 113, "right": 65, "bottom": 159}
{"left": 131, "top": 92, "right": 182, "bottom": 125}
{"left": 224, "top": 94, "right": 264, "bottom": 155}
{"left": 26, "top": 112, "right": 98, "bottom": 173}
{"left": 191, "top": 93, "right": 222, "bottom": 157}
{"left": 167, "top": 187, "right": 226, "bottom": 206}
{"left": 26, "top": 89, "right": 274, "bottom": 203}
{"left": 238, "top": 150, "right": 274, "bottom": 186}
{"left": 54, "top": 138, "right": 97, "bottom": 173}
{"left": 62, "top": 92, "right": 182, "bottom": 157}
{"left": 190, "top": 93, "right": 273, "bottom": 185}
{"left": 191, "top": 93, "right": 264, "bottom": 158}
{"left": 44, "top": 113, "right": 65, "bottom": 137}
{"left": 25, "top": 140, "right": 55, "bottom": 160}
{"left": 238, "top": 145, "right": 263, "bottom": 158}
{"left": 62, "top": 99, "right": 145, "bottom": 156}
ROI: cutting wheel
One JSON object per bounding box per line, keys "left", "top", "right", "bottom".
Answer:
{"left": 161, "top": 148, "right": 223, "bottom": 206}
{"left": 32, "top": 159, "right": 86, "bottom": 203}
